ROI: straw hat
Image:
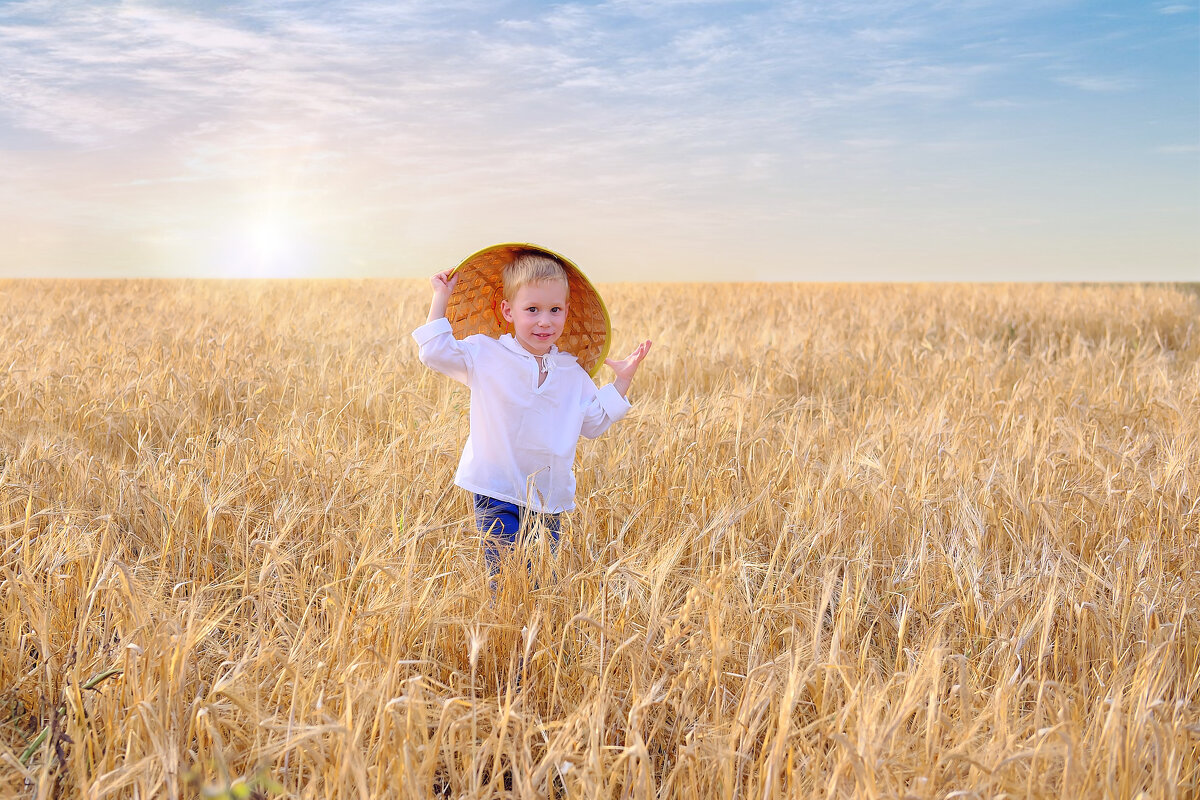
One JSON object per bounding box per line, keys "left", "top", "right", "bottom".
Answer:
{"left": 447, "top": 243, "right": 611, "bottom": 376}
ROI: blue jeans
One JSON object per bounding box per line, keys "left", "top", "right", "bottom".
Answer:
{"left": 472, "top": 494, "right": 561, "bottom": 573}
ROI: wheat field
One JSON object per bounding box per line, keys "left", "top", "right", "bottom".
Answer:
{"left": 1, "top": 280, "right": 1197, "bottom": 799}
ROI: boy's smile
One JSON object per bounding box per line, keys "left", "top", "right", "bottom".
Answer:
{"left": 500, "top": 281, "right": 569, "bottom": 357}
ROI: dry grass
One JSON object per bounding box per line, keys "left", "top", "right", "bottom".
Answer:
{"left": 1, "top": 280, "right": 1197, "bottom": 799}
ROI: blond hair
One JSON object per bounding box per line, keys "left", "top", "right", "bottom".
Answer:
{"left": 502, "top": 253, "right": 569, "bottom": 301}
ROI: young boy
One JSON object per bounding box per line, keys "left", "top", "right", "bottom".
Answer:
{"left": 412, "top": 249, "right": 651, "bottom": 571}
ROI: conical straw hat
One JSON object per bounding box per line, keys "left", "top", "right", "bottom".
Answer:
{"left": 447, "top": 243, "right": 611, "bottom": 377}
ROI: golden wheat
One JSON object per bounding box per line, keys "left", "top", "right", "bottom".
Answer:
{"left": 1, "top": 280, "right": 1197, "bottom": 798}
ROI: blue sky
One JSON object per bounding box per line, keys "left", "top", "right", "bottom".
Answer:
{"left": 0, "top": 0, "right": 1196, "bottom": 280}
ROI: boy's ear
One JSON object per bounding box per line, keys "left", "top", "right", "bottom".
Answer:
{"left": 499, "top": 298, "right": 514, "bottom": 323}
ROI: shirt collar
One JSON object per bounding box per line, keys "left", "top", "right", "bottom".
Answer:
{"left": 498, "top": 334, "right": 581, "bottom": 372}
{"left": 499, "top": 333, "right": 557, "bottom": 360}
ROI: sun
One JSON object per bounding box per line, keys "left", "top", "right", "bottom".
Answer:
{"left": 250, "top": 224, "right": 291, "bottom": 268}
{"left": 232, "top": 217, "right": 307, "bottom": 278}
{"left": 208, "top": 185, "right": 321, "bottom": 277}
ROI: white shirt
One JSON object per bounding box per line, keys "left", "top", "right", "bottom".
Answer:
{"left": 412, "top": 317, "right": 631, "bottom": 513}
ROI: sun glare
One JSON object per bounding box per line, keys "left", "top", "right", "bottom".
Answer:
{"left": 251, "top": 225, "right": 290, "bottom": 266}
{"left": 226, "top": 217, "right": 309, "bottom": 278}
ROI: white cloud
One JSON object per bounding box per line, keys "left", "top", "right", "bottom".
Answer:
{"left": 0, "top": 0, "right": 1051, "bottom": 162}
{"left": 0, "top": 0, "right": 1055, "bottom": 222}
{"left": 854, "top": 27, "right": 921, "bottom": 44}
{"left": 1055, "top": 74, "right": 1136, "bottom": 93}
{"left": 1156, "top": 143, "right": 1200, "bottom": 154}
{"left": 0, "top": 3, "right": 366, "bottom": 144}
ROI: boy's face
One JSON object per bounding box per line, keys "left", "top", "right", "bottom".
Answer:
{"left": 500, "top": 280, "right": 569, "bottom": 356}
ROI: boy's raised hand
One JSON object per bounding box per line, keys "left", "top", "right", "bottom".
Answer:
{"left": 427, "top": 269, "right": 459, "bottom": 323}
{"left": 431, "top": 269, "right": 459, "bottom": 298}
{"left": 605, "top": 340, "right": 652, "bottom": 398}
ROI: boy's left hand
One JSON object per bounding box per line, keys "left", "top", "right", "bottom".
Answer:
{"left": 605, "top": 340, "right": 652, "bottom": 398}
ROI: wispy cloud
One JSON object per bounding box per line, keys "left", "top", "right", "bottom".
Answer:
{"left": 0, "top": 0, "right": 1104, "bottom": 172}
{"left": 1055, "top": 74, "right": 1137, "bottom": 93}
{"left": 0, "top": 3, "right": 375, "bottom": 145}
{"left": 1156, "top": 143, "right": 1200, "bottom": 154}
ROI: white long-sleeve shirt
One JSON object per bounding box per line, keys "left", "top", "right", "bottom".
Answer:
{"left": 412, "top": 317, "right": 631, "bottom": 513}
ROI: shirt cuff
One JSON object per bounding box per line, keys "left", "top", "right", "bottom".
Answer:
{"left": 412, "top": 316, "right": 453, "bottom": 345}
{"left": 597, "top": 382, "right": 632, "bottom": 421}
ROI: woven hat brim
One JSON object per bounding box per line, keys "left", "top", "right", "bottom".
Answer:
{"left": 446, "top": 243, "right": 612, "bottom": 377}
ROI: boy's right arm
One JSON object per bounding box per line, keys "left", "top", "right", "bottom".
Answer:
{"left": 412, "top": 269, "right": 473, "bottom": 383}
{"left": 427, "top": 269, "right": 458, "bottom": 323}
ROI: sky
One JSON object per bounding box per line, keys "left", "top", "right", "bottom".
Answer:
{"left": 0, "top": 0, "right": 1196, "bottom": 281}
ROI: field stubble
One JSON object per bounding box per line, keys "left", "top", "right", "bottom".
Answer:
{"left": 0, "top": 280, "right": 1197, "bottom": 798}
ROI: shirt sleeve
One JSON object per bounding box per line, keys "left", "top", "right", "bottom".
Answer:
{"left": 412, "top": 317, "right": 474, "bottom": 384}
{"left": 580, "top": 382, "right": 632, "bottom": 439}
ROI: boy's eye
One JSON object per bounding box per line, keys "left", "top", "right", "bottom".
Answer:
{"left": 551, "top": 307, "right": 562, "bottom": 313}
